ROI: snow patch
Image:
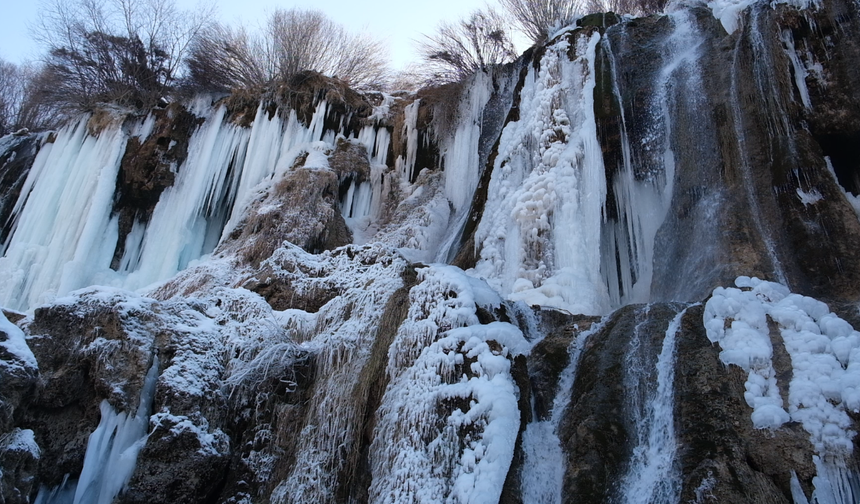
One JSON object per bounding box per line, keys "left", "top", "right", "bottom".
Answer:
{"left": 0, "top": 308, "right": 37, "bottom": 369}
{"left": 705, "top": 276, "right": 860, "bottom": 452}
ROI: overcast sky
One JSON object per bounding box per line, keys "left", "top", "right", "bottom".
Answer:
{"left": 0, "top": 0, "right": 519, "bottom": 70}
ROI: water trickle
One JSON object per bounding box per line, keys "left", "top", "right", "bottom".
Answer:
{"left": 727, "top": 5, "right": 791, "bottom": 286}
{"left": 34, "top": 356, "right": 160, "bottom": 504}
{"left": 520, "top": 317, "right": 608, "bottom": 503}
{"left": 618, "top": 305, "right": 689, "bottom": 504}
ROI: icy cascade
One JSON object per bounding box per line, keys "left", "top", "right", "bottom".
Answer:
{"left": 34, "top": 356, "right": 160, "bottom": 504}
{"left": 441, "top": 71, "right": 495, "bottom": 214}
{"left": 598, "top": 12, "right": 700, "bottom": 307}
{"left": 618, "top": 306, "right": 687, "bottom": 504}
{"left": 395, "top": 100, "right": 423, "bottom": 185}
{"left": 472, "top": 29, "right": 610, "bottom": 315}
{"left": 520, "top": 318, "right": 606, "bottom": 503}
{"left": 267, "top": 244, "right": 407, "bottom": 504}
{"left": 341, "top": 95, "right": 394, "bottom": 231}
{"left": 117, "top": 99, "right": 335, "bottom": 291}
{"left": 0, "top": 117, "right": 127, "bottom": 310}
{"left": 369, "top": 265, "right": 528, "bottom": 504}
{"left": 705, "top": 276, "right": 860, "bottom": 502}
{"left": 0, "top": 96, "right": 394, "bottom": 310}
{"left": 434, "top": 71, "right": 502, "bottom": 263}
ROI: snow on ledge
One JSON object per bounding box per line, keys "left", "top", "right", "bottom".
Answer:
{"left": 704, "top": 276, "right": 860, "bottom": 455}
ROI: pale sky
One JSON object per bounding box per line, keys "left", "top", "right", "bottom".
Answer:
{"left": 0, "top": 0, "right": 517, "bottom": 70}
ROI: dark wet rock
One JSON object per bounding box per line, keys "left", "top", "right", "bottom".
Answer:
{"left": 19, "top": 293, "right": 156, "bottom": 487}
{"left": 558, "top": 303, "right": 681, "bottom": 503}
{"left": 116, "top": 412, "right": 231, "bottom": 504}
{"left": 675, "top": 304, "right": 818, "bottom": 503}
{"left": 111, "top": 104, "right": 203, "bottom": 269}
{"left": 0, "top": 428, "right": 39, "bottom": 504}
{"left": 0, "top": 134, "right": 42, "bottom": 246}
{"left": 529, "top": 311, "right": 603, "bottom": 421}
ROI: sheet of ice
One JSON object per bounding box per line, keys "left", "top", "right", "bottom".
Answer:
{"left": 472, "top": 31, "right": 610, "bottom": 315}
{"left": 370, "top": 265, "right": 527, "bottom": 503}
{"left": 442, "top": 71, "right": 494, "bottom": 214}
{"left": 0, "top": 95, "right": 363, "bottom": 311}
{"left": 0, "top": 116, "right": 127, "bottom": 310}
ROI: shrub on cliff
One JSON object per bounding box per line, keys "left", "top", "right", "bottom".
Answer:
{"left": 184, "top": 8, "right": 390, "bottom": 93}
{"left": 30, "top": 0, "right": 212, "bottom": 114}
{"left": 417, "top": 8, "right": 517, "bottom": 85}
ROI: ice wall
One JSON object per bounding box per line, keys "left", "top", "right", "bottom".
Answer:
{"left": 0, "top": 97, "right": 394, "bottom": 311}
{"left": 472, "top": 30, "right": 611, "bottom": 315}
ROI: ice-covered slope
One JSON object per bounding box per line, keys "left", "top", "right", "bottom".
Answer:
{"left": 2, "top": 0, "right": 860, "bottom": 502}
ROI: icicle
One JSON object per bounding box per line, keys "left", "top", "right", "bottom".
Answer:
{"left": 0, "top": 116, "right": 127, "bottom": 310}
{"left": 442, "top": 71, "right": 493, "bottom": 213}
{"left": 809, "top": 456, "right": 860, "bottom": 504}
{"left": 781, "top": 29, "right": 812, "bottom": 108}
{"left": 398, "top": 100, "right": 421, "bottom": 183}
{"left": 599, "top": 11, "right": 700, "bottom": 308}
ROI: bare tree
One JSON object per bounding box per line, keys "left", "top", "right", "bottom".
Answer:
{"left": 267, "top": 8, "right": 390, "bottom": 89}
{"left": 185, "top": 23, "right": 271, "bottom": 92}
{"left": 0, "top": 61, "right": 25, "bottom": 135}
{"left": 498, "top": 0, "right": 583, "bottom": 43}
{"left": 597, "top": 0, "right": 667, "bottom": 15}
{"left": 185, "top": 8, "right": 390, "bottom": 92}
{"left": 0, "top": 60, "right": 56, "bottom": 134}
{"left": 30, "top": 0, "right": 213, "bottom": 111}
{"left": 418, "top": 8, "right": 518, "bottom": 85}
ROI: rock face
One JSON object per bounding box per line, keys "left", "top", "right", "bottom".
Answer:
{"left": 0, "top": 134, "right": 42, "bottom": 246}
{"left": 1, "top": 0, "right": 860, "bottom": 502}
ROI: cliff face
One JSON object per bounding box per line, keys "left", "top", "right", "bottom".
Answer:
{"left": 2, "top": 0, "right": 860, "bottom": 502}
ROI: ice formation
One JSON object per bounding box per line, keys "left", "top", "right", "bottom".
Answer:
{"left": 370, "top": 266, "right": 527, "bottom": 504}
{"left": 472, "top": 31, "right": 610, "bottom": 315}
{"left": 705, "top": 276, "right": 860, "bottom": 501}
{"left": 2, "top": 0, "right": 860, "bottom": 500}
